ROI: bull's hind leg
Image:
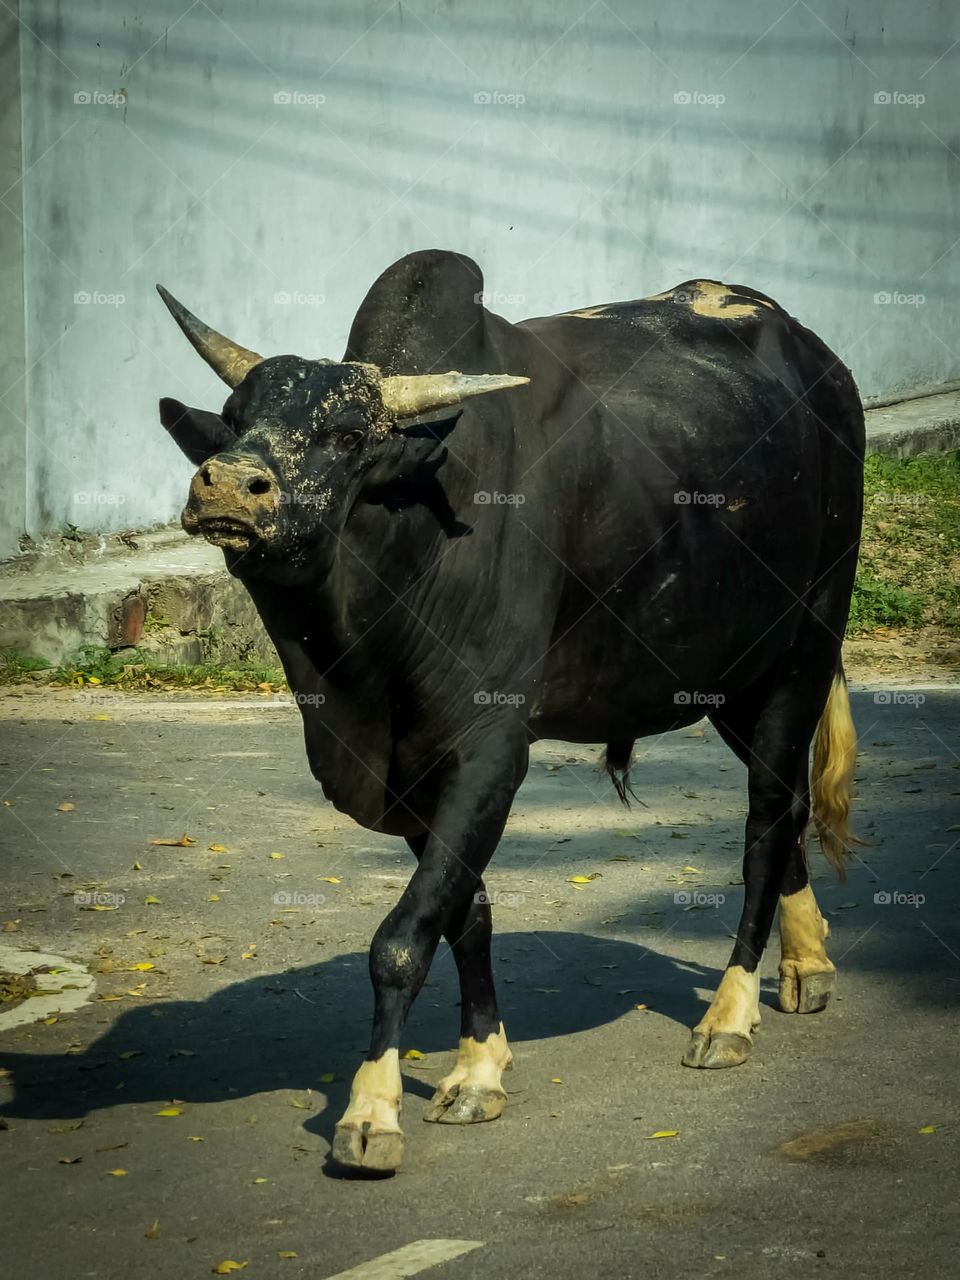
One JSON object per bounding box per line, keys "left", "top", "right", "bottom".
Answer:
{"left": 406, "top": 834, "right": 513, "bottom": 1125}
{"left": 683, "top": 664, "right": 837, "bottom": 1069}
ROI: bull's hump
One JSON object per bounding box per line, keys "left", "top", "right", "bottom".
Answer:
{"left": 565, "top": 279, "right": 779, "bottom": 324}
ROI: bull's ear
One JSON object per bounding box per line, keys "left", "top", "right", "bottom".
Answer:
{"left": 159, "top": 397, "right": 236, "bottom": 465}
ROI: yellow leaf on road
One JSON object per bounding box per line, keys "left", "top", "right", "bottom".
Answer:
{"left": 143, "top": 896, "right": 161, "bottom": 905}
{"left": 288, "top": 1097, "right": 311, "bottom": 1110}
{"left": 150, "top": 834, "right": 196, "bottom": 847}
{"left": 208, "top": 844, "right": 228, "bottom": 853}
{"left": 269, "top": 852, "right": 285, "bottom": 860}
{"left": 681, "top": 866, "right": 702, "bottom": 873}
{"left": 919, "top": 1125, "right": 936, "bottom": 1134}
{"left": 401, "top": 1049, "right": 424, "bottom": 1060}
{"left": 568, "top": 873, "right": 601, "bottom": 885}
{"left": 252, "top": 1177, "right": 268, "bottom": 1184}
{"left": 212, "top": 1263, "right": 248, "bottom": 1274}
{"left": 56, "top": 803, "right": 75, "bottom": 812}
{"left": 108, "top": 1168, "right": 128, "bottom": 1176}
{"left": 550, "top": 1077, "right": 563, "bottom": 1084}
{"left": 278, "top": 1252, "right": 298, "bottom": 1259}
{"left": 145, "top": 1219, "right": 160, "bottom": 1239}
{"left": 647, "top": 1129, "right": 679, "bottom": 1139}
{"left": 318, "top": 876, "right": 340, "bottom": 884}
{"left": 154, "top": 1107, "right": 182, "bottom": 1117}
{"left": 128, "top": 963, "right": 154, "bottom": 971}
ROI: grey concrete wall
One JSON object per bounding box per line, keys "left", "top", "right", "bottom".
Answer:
{"left": 10, "top": 0, "right": 960, "bottom": 539}
{"left": 0, "top": 1, "right": 27, "bottom": 558}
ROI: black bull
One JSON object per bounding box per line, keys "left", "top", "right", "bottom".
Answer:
{"left": 157, "top": 250, "right": 864, "bottom": 1172}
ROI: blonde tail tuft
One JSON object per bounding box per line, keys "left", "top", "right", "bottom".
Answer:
{"left": 811, "top": 667, "right": 858, "bottom": 880}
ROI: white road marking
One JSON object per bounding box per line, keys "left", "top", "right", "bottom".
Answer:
{"left": 322, "top": 1239, "right": 483, "bottom": 1280}
{"left": 0, "top": 946, "right": 95, "bottom": 1030}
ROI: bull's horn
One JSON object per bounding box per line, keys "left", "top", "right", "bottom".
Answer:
{"left": 156, "top": 285, "right": 263, "bottom": 388}
{"left": 379, "top": 371, "right": 529, "bottom": 418}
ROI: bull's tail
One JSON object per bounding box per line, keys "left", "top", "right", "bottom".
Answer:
{"left": 811, "top": 666, "right": 859, "bottom": 880}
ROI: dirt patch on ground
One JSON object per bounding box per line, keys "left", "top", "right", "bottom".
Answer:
{"left": 844, "top": 627, "right": 960, "bottom": 684}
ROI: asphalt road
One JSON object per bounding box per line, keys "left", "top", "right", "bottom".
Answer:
{"left": 0, "top": 685, "right": 958, "bottom": 1279}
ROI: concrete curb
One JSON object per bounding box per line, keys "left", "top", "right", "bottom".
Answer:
{"left": 864, "top": 388, "right": 960, "bottom": 458}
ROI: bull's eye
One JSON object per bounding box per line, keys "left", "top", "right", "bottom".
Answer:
{"left": 341, "top": 429, "right": 364, "bottom": 449}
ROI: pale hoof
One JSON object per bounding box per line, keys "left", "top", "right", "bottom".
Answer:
{"left": 423, "top": 1084, "right": 507, "bottom": 1125}
{"left": 779, "top": 962, "right": 836, "bottom": 1014}
{"left": 331, "top": 1122, "right": 404, "bottom": 1173}
{"left": 682, "top": 1030, "right": 753, "bottom": 1069}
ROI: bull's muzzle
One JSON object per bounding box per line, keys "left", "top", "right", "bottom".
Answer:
{"left": 181, "top": 454, "right": 281, "bottom": 551}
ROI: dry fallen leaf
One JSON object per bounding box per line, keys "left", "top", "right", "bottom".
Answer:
{"left": 252, "top": 1177, "right": 269, "bottom": 1184}
{"left": 187, "top": 1136, "right": 205, "bottom": 1142}
{"left": 108, "top": 1168, "right": 128, "bottom": 1177}
{"left": 287, "top": 1096, "right": 311, "bottom": 1110}
{"left": 143, "top": 896, "right": 161, "bottom": 906}
{"left": 208, "top": 895, "right": 221, "bottom": 903}
{"left": 919, "top": 1125, "right": 936, "bottom": 1134}
{"left": 269, "top": 852, "right": 285, "bottom": 860}
{"left": 149, "top": 835, "right": 196, "bottom": 847}
{"left": 56, "top": 802, "right": 75, "bottom": 812}
{"left": 212, "top": 1263, "right": 248, "bottom": 1275}
{"left": 568, "top": 873, "right": 601, "bottom": 885}
{"left": 208, "top": 844, "right": 228, "bottom": 853}
{"left": 145, "top": 1219, "right": 160, "bottom": 1240}
{"left": 154, "top": 1107, "right": 182, "bottom": 1117}
{"left": 59, "top": 1156, "right": 82, "bottom": 1164}
{"left": 647, "top": 1129, "right": 679, "bottom": 1139}
{"left": 127, "top": 963, "right": 154, "bottom": 972}
{"left": 278, "top": 1252, "right": 297, "bottom": 1260}
{"left": 550, "top": 1077, "right": 563, "bottom": 1084}
{"left": 317, "top": 876, "right": 340, "bottom": 884}
{"left": 401, "top": 1049, "right": 424, "bottom": 1060}
{"left": 241, "top": 947, "right": 257, "bottom": 960}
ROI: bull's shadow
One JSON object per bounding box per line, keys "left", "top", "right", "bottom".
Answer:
{"left": 0, "top": 931, "right": 728, "bottom": 1133}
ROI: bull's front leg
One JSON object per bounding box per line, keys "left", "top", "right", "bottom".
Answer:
{"left": 332, "top": 729, "right": 527, "bottom": 1173}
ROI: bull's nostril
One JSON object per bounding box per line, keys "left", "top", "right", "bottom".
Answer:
{"left": 248, "top": 476, "right": 271, "bottom": 496}
{"left": 200, "top": 466, "right": 214, "bottom": 487}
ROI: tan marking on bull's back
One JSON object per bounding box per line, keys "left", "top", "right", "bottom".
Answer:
{"left": 649, "top": 279, "right": 774, "bottom": 319}
{"left": 566, "top": 304, "right": 613, "bottom": 319}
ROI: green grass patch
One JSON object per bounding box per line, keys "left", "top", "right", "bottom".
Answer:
{"left": 849, "top": 451, "right": 960, "bottom": 634}
{"left": 0, "top": 644, "right": 287, "bottom": 692}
